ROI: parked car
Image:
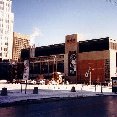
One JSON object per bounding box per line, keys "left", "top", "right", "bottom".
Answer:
{"left": 12, "top": 79, "right": 21, "bottom": 84}
{"left": 28, "top": 80, "right": 36, "bottom": 85}
{"left": 20, "top": 79, "right": 36, "bottom": 85}
{"left": 0, "top": 80, "right": 7, "bottom": 84}
{"left": 20, "top": 80, "right": 26, "bottom": 84}
{"left": 39, "top": 79, "right": 45, "bottom": 85}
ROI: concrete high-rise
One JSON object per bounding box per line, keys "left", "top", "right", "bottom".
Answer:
{"left": 12, "top": 32, "right": 30, "bottom": 61}
{"left": 0, "top": 0, "right": 14, "bottom": 60}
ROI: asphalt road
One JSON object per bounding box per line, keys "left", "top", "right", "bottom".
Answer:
{"left": 0, "top": 96, "right": 117, "bottom": 117}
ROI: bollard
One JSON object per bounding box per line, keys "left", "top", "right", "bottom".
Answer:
{"left": 95, "top": 84, "right": 96, "bottom": 92}
{"left": 33, "top": 87, "right": 38, "bottom": 94}
{"left": 71, "top": 86, "right": 76, "bottom": 92}
{"left": 21, "top": 83, "right": 22, "bottom": 93}
{"left": 101, "top": 84, "right": 103, "bottom": 93}
{"left": 1, "top": 88, "right": 7, "bottom": 96}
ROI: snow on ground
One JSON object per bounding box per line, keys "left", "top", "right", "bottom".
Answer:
{"left": 0, "top": 83, "right": 116, "bottom": 104}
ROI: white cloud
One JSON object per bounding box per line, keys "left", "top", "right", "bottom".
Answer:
{"left": 78, "top": 33, "right": 86, "bottom": 41}
{"left": 30, "top": 27, "right": 43, "bottom": 46}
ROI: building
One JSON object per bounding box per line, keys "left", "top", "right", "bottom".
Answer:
{"left": 0, "top": 0, "right": 14, "bottom": 60}
{"left": 12, "top": 32, "right": 30, "bottom": 61}
{"left": 78, "top": 37, "right": 110, "bottom": 83}
{"left": 21, "top": 43, "right": 65, "bottom": 79}
{"left": 20, "top": 34, "right": 117, "bottom": 84}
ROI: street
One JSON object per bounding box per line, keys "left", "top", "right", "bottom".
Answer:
{"left": 0, "top": 96, "right": 117, "bottom": 117}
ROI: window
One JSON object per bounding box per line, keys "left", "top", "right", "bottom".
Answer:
{"left": 5, "top": 43, "right": 8, "bottom": 46}
{"left": 4, "top": 48, "right": 8, "bottom": 51}
{"left": 113, "top": 43, "right": 115, "bottom": 49}
{"left": 0, "top": 1, "right": 3, "bottom": 4}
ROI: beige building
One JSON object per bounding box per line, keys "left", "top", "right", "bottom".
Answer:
{"left": 12, "top": 32, "right": 30, "bottom": 61}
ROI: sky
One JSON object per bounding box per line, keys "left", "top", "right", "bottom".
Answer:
{"left": 12, "top": 0, "right": 117, "bottom": 46}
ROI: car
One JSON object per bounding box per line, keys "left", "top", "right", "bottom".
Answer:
{"left": 20, "top": 80, "right": 26, "bottom": 84}
{"left": 29, "top": 80, "right": 36, "bottom": 85}
{"left": 39, "top": 79, "right": 45, "bottom": 85}
{"left": 0, "top": 80, "right": 7, "bottom": 84}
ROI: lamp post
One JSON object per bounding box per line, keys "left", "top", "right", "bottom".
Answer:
{"left": 89, "top": 66, "right": 94, "bottom": 85}
{"left": 47, "top": 59, "right": 49, "bottom": 76}
{"left": 52, "top": 55, "right": 57, "bottom": 78}
{"left": 55, "top": 57, "right": 57, "bottom": 73}
{"left": 85, "top": 66, "right": 93, "bottom": 85}
{"left": 39, "top": 57, "right": 41, "bottom": 75}
{"left": 89, "top": 69, "right": 91, "bottom": 85}
{"left": 53, "top": 57, "right": 55, "bottom": 78}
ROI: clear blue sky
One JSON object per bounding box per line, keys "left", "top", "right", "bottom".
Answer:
{"left": 12, "top": 0, "right": 117, "bottom": 46}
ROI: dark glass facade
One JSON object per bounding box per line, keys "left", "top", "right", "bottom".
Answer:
{"left": 35, "top": 43, "right": 65, "bottom": 57}
{"left": 79, "top": 37, "right": 109, "bottom": 53}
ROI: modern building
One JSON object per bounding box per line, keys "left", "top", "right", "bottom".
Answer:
{"left": 78, "top": 37, "right": 110, "bottom": 83}
{"left": 12, "top": 32, "right": 30, "bottom": 61}
{"left": 20, "top": 34, "right": 117, "bottom": 84}
{"left": 20, "top": 43, "right": 65, "bottom": 79}
{"left": 0, "top": 0, "right": 14, "bottom": 60}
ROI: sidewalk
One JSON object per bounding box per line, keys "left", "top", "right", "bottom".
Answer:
{"left": 0, "top": 83, "right": 116, "bottom": 105}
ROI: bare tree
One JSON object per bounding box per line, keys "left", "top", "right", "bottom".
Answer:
{"left": 106, "top": 0, "right": 117, "bottom": 5}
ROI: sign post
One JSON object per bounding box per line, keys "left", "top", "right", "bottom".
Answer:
{"left": 23, "top": 60, "right": 29, "bottom": 94}
{"left": 25, "top": 80, "right": 27, "bottom": 94}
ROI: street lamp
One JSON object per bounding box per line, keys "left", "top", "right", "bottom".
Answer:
{"left": 51, "top": 55, "right": 57, "bottom": 78}
{"left": 89, "top": 68, "right": 91, "bottom": 85}
{"left": 39, "top": 57, "right": 41, "bottom": 75}
{"left": 47, "top": 59, "right": 49, "bottom": 76}
{"left": 85, "top": 66, "right": 94, "bottom": 85}
{"left": 89, "top": 67, "right": 94, "bottom": 85}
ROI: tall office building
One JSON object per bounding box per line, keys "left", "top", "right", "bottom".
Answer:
{"left": 0, "top": 0, "right": 14, "bottom": 60}
{"left": 12, "top": 32, "right": 30, "bottom": 61}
